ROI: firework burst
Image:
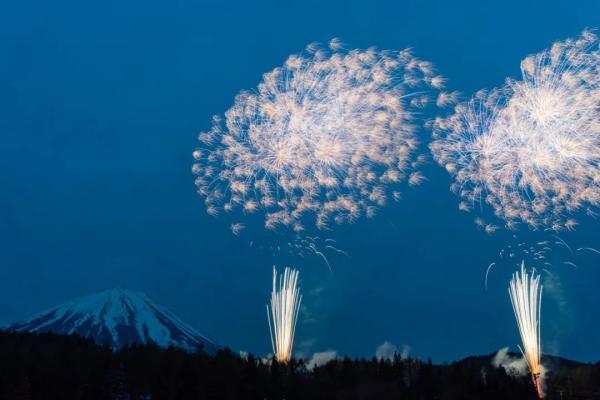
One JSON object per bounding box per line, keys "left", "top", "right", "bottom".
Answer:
{"left": 194, "top": 39, "right": 444, "bottom": 232}
{"left": 430, "top": 30, "right": 600, "bottom": 231}
{"left": 509, "top": 261, "right": 544, "bottom": 398}
{"left": 266, "top": 266, "right": 302, "bottom": 363}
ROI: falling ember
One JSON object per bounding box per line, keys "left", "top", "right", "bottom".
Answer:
{"left": 266, "top": 266, "right": 302, "bottom": 363}
{"left": 508, "top": 261, "right": 544, "bottom": 398}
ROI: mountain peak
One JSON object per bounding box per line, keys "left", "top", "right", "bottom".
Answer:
{"left": 9, "top": 288, "right": 219, "bottom": 353}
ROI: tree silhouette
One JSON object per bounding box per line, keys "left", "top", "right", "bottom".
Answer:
{"left": 0, "top": 330, "right": 597, "bottom": 400}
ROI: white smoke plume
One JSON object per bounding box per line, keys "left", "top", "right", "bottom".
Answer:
{"left": 492, "top": 347, "right": 529, "bottom": 376}
{"left": 375, "top": 341, "right": 411, "bottom": 361}
{"left": 306, "top": 350, "right": 338, "bottom": 370}
{"left": 375, "top": 341, "right": 398, "bottom": 361}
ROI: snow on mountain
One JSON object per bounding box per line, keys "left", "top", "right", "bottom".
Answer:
{"left": 8, "top": 288, "right": 219, "bottom": 353}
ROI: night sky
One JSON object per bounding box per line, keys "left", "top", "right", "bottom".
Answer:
{"left": 1, "top": 0, "right": 599, "bottom": 363}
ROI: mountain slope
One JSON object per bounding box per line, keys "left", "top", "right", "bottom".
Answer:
{"left": 8, "top": 288, "right": 219, "bottom": 353}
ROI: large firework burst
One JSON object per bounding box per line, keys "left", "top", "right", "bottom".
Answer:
{"left": 509, "top": 261, "right": 544, "bottom": 398}
{"left": 266, "top": 266, "right": 302, "bottom": 364}
{"left": 193, "top": 39, "right": 444, "bottom": 233}
{"left": 430, "top": 31, "right": 600, "bottom": 231}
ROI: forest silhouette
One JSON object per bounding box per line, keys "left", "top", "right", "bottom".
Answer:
{"left": 0, "top": 331, "right": 598, "bottom": 400}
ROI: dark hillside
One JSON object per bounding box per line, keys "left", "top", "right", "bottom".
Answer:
{"left": 0, "top": 331, "right": 598, "bottom": 400}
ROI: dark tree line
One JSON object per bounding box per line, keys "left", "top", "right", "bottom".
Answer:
{"left": 0, "top": 331, "right": 598, "bottom": 400}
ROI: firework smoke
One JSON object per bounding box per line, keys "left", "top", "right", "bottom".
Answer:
{"left": 194, "top": 39, "right": 444, "bottom": 233}
{"left": 431, "top": 30, "right": 600, "bottom": 232}
{"left": 306, "top": 350, "right": 338, "bottom": 370}
{"left": 492, "top": 347, "right": 529, "bottom": 376}
{"left": 509, "top": 261, "right": 544, "bottom": 398}
{"left": 267, "top": 266, "right": 302, "bottom": 363}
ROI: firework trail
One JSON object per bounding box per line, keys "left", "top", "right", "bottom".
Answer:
{"left": 485, "top": 262, "right": 495, "bottom": 291}
{"left": 497, "top": 234, "right": 558, "bottom": 267}
{"left": 509, "top": 261, "right": 544, "bottom": 398}
{"left": 266, "top": 266, "right": 302, "bottom": 363}
{"left": 252, "top": 235, "right": 346, "bottom": 271}
{"left": 578, "top": 247, "right": 600, "bottom": 256}
{"left": 431, "top": 30, "right": 600, "bottom": 232}
{"left": 194, "top": 39, "right": 445, "bottom": 233}
{"left": 486, "top": 231, "right": 600, "bottom": 290}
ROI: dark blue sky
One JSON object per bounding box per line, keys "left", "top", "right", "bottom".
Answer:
{"left": 1, "top": 0, "right": 599, "bottom": 362}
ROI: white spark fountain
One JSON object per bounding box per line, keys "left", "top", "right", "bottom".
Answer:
{"left": 509, "top": 261, "right": 544, "bottom": 398}
{"left": 266, "top": 266, "right": 302, "bottom": 363}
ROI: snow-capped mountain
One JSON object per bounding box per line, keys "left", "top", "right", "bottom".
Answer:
{"left": 9, "top": 288, "right": 219, "bottom": 353}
